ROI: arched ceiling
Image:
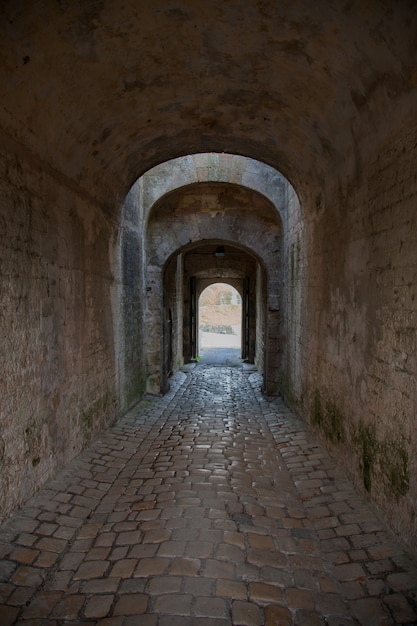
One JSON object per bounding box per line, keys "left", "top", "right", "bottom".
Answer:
{"left": 1, "top": 1, "right": 416, "bottom": 205}
{"left": 146, "top": 182, "right": 281, "bottom": 269}
{"left": 140, "top": 153, "right": 292, "bottom": 225}
{"left": 172, "top": 242, "right": 261, "bottom": 279}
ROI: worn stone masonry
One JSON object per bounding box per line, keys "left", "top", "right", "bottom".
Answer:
{"left": 1, "top": 0, "right": 417, "bottom": 567}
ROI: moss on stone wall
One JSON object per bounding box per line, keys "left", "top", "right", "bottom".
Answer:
{"left": 312, "top": 391, "right": 410, "bottom": 500}
{"left": 384, "top": 439, "right": 409, "bottom": 499}
{"left": 312, "top": 389, "right": 345, "bottom": 445}
{"left": 82, "top": 406, "right": 94, "bottom": 431}
{"left": 354, "top": 421, "right": 409, "bottom": 499}
{"left": 280, "top": 372, "right": 296, "bottom": 406}
{"left": 126, "top": 371, "right": 146, "bottom": 408}
{"left": 355, "top": 422, "right": 377, "bottom": 492}
{"left": 81, "top": 391, "right": 117, "bottom": 440}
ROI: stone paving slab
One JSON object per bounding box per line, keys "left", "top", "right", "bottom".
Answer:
{"left": 0, "top": 365, "right": 416, "bottom": 625}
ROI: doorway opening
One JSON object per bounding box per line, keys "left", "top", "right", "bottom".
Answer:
{"left": 198, "top": 283, "right": 242, "bottom": 363}
{"left": 163, "top": 240, "right": 269, "bottom": 390}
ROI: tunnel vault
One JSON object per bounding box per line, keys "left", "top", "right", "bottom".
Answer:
{"left": 117, "top": 153, "right": 294, "bottom": 409}
{"left": 2, "top": 2, "right": 417, "bottom": 555}
{"left": 143, "top": 181, "right": 283, "bottom": 396}
{"left": 0, "top": 0, "right": 417, "bottom": 551}
{"left": 163, "top": 241, "right": 263, "bottom": 390}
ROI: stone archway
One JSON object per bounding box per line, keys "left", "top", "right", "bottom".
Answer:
{"left": 144, "top": 176, "right": 283, "bottom": 396}
{"left": 163, "top": 241, "right": 263, "bottom": 391}
{"left": 118, "top": 153, "right": 297, "bottom": 404}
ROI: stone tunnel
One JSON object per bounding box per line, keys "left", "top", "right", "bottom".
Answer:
{"left": 1, "top": 0, "right": 417, "bottom": 574}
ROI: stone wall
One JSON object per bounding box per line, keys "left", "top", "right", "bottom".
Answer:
{"left": 282, "top": 125, "right": 417, "bottom": 552}
{"left": 281, "top": 184, "right": 305, "bottom": 404}
{"left": 255, "top": 264, "right": 266, "bottom": 378}
{"left": 117, "top": 181, "right": 147, "bottom": 408}
{"left": 0, "top": 144, "right": 119, "bottom": 522}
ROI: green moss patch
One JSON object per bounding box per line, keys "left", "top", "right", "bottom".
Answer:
{"left": 355, "top": 422, "right": 378, "bottom": 492}
{"left": 354, "top": 421, "right": 409, "bottom": 499}
{"left": 312, "top": 389, "right": 345, "bottom": 445}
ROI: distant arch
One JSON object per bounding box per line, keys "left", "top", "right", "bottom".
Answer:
{"left": 198, "top": 283, "right": 242, "bottom": 352}
{"left": 117, "top": 154, "right": 301, "bottom": 400}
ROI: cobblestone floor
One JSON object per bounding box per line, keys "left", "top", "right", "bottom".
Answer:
{"left": 0, "top": 364, "right": 416, "bottom": 625}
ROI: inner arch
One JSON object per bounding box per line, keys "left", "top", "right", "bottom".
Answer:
{"left": 118, "top": 152, "right": 300, "bottom": 399}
